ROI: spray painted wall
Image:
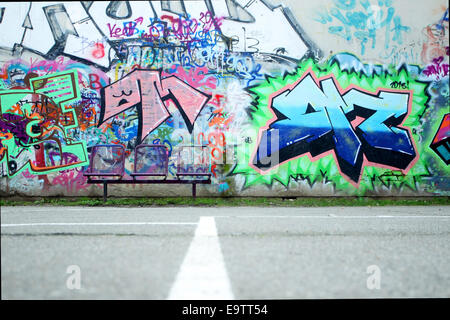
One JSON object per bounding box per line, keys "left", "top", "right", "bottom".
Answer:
{"left": 0, "top": 0, "right": 448, "bottom": 197}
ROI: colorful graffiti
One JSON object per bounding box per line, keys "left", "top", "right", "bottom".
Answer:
{"left": 430, "top": 113, "right": 450, "bottom": 164}
{"left": 0, "top": 1, "right": 448, "bottom": 197}
{"left": 99, "top": 69, "right": 211, "bottom": 144}
{"left": 232, "top": 57, "right": 431, "bottom": 194}
{"left": 0, "top": 70, "right": 89, "bottom": 177}
{"left": 252, "top": 65, "right": 417, "bottom": 185}
{"left": 0, "top": 1, "right": 320, "bottom": 70}
{"left": 422, "top": 55, "right": 450, "bottom": 79}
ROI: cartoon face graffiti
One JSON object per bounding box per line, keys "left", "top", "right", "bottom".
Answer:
{"left": 99, "top": 69, "right": 211, "bottom": 144}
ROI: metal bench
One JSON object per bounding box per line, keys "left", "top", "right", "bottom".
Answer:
{"left": 84, "top": 144, "right": 211, "bottom": 202}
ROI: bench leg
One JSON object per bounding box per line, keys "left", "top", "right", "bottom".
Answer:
{"left": 103, "top": 182, "right": 107, "bottom": 202}
{"left": 192, "top": 183, "right": 196, "bottom": 199}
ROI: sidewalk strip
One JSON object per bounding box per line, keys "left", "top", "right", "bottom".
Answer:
{"left": 1, "top": 222, "right": 197, "bottom": 227}
{"left": 168, "top": 216, "right": 234, "bottom": 300}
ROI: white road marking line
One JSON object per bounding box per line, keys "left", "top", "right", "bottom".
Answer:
{"left": 167, "top": 216, "right": 234, "bottom": 300}
{"left": 1, "top": 222, "right": 197, "bottom": 227}
{"left": 219, "top": 215, "right": 450, "bottom": 219}
{"left": 64, "top": 208, "right": 129, "bottom": 211}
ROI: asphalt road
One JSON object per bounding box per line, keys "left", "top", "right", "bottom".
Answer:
{"left": 1, "top": 205, "right": 450, "bottom": 299}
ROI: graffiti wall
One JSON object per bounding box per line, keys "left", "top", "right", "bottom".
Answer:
{"left": 0, "top": 0, "right": 448, "bottom": 197}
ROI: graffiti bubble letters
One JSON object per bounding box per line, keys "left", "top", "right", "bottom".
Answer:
{"left": 99, "top": 69, "right": 210, "bottom": 143}
{"left": 252, "top": 68, "right": 417, "bottom": 185}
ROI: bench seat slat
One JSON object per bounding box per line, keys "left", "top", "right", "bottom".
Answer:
{"left": 130, "top": 173, "right": 167, "bottom": 177}
{"left": 84, "top": 173, "right": 124, "bottom": 177}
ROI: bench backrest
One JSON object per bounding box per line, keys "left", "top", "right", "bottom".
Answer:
{"left": 133, "top": 144, "right": 168, "bottom": 176}
{"left": 176, "top": 145, "right": 211, "bottom": 176}
{"left": 87, "top": 144, "right": 125, "bottom": 177}
{"left": 85, "top": 144, "right": 210, "bottom": 179}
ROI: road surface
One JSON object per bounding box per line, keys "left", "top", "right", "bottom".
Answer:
{"left": 1, "top": 205, "right": 450, "bottom": 299}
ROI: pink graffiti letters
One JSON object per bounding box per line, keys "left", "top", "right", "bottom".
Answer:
{"left": 99, "top": 69, "right": 210, "bottom": 143}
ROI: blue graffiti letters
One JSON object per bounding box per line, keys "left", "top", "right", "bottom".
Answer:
{"left": 253, "top": 70, "right": 416, "bottom": 183}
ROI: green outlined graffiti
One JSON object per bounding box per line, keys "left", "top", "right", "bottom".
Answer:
{"left": 232, "top": 58, "right": 431, "bottom": 194}
{"left": 0, "top": 70, "right": 89, "bottom": 177}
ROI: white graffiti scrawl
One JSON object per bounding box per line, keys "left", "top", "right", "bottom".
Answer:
{"left": 0, "top": 1, "right": 320, "bottom": 70}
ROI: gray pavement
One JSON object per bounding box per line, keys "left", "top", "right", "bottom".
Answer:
{"left": 1, "top": 205, "right": 450, "bottom": 299}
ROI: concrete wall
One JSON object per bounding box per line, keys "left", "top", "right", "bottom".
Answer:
{"left": 0, "top": 0, "right": 448, "bottom": 197}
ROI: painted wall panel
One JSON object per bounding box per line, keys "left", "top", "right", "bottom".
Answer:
{"left": 0, "top": 0, "right": 448, "bottom": 197}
